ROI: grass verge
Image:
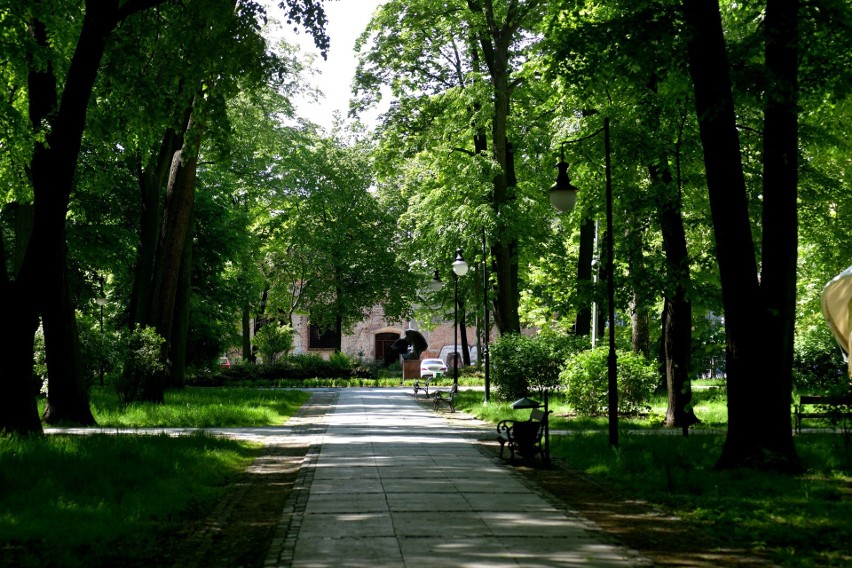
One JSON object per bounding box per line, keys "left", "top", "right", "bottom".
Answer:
{"left": 0, "top": 432, "right": 258, "bottom": 568}
{"left": 5, "top": 387, "right": 313, "bottom": 567}
{"left": 83, "top": 386, "right": 312, "bottom": 428}
{"left": 455, "top": 390, "right": 852, "bottom": 567}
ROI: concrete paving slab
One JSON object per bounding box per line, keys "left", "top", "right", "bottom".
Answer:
{"left": 298, "top": 512, "right": 395, "bottom": 538}
{"left": 386, "top": 491, "right": 474, "bottom": 512}
{"left": 292, "top": 536, "right": 403, "bottom": 568}
{"left": 308, "top": 478, "right": 385, "bottom": 494}
{"left": 391, "top": 511, "right": 492, "bottom": 538}
{"left": 264, "top": 388, "right": 653, "bottom": 568}
{"left": 398, "top": 537, "right": 521, "bottom": 568}
{"left": 304, "top": 493, "right": 390, "bottom": 513}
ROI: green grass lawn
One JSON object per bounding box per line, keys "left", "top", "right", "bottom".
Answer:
{"left": 88, "top": 386, "right": 312, "bottom": 427}
{"left": 3, "top": 387, "right": 311, "bottom": 567}
{"left": 455, "top": 389, "right": 852, "bottom": 568}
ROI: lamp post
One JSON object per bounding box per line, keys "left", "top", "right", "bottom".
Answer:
{"left": 95, "top": 297, "right": 107, "bottom": 387}
{"left": 550, "top": 117, "right": 618, "bottom": 447}
{"left": 482, "top": 228, "right": 490, "bottom": 403}
{"left": 451, "top": 248, "right": 469, "bottom": 387}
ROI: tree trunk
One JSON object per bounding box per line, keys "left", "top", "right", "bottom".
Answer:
{"left": 630, "top": 293, "right": 651, "bottom": 356}
{"left": 575, "top": 218, "right": 595, "bottom": 336}
{"left": 491, "top": 141, "right": 521, "bottom": 335}
{"left": 23, "top": 4, "right": 127, "bottom": 428}
{"left": 129, "top": 126, "right": 184, "bottom": 328}
{"left": 624, "top": 214, "right": 650, "bottom": 356}
{"left": 469, "top": 0, "right": 522, "bottom": 336}
{"left": 168, "top": 211, "right": 194, "bottom": 389}
{"left": 144, "top": 122, "right": 202, "bottom": 401}
{"left": 0, "top": 291, "right": 42, "bottom": 435}
{"left": 682, "top": 0, "right": 800, "bottom": 470}
{"left": 459, "top": 296, "right": 471, "bottom": 366}
{"left": 755, "top": 0, "right": 800, "bottom": 461}
{"left": 42, "top": 235, "right": 96, "bottom": 425}
{"left": 0, "top": 205, "right": 42, "bottom": 435}
{"left": 242, "top": 303, "right": 252, "bottom": 362}
{"left": 334, "top": 314, "right": 343, "bottom": 353}
{"left": 656, "top": 168, "right": 699, "bottom": 430}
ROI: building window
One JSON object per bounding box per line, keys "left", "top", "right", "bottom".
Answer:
{"left": 309, "top": 324, "right": 339, "bottom": 349}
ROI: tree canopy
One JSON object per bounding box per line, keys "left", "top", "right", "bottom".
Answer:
{"left": 1, "top": 0, "right": 850, "bottom": 474}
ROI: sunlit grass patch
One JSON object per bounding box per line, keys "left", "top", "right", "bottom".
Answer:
{"left": 547, "top": 433, "right": 852, "bottom": 567}
{"left": 0, "top": 432, "right": 258, "bottom": 567}
{"left": 88, "top": 386, "right": 311, "bottom": 428}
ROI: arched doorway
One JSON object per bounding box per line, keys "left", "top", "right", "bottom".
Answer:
{"left": 375, "top": 332, "right": 401, "bottom": 366}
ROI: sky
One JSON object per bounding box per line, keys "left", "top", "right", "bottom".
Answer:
{"left": 272, "top": 0, "right": 385, "bottom": 130}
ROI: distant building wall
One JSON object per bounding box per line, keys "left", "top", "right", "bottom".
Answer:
{"left": 290, "top": 305, "right": 486, "bottom": 363}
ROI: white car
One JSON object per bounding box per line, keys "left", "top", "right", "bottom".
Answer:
{"left": 419, "top": 358, "right": 447, "bottom": 378}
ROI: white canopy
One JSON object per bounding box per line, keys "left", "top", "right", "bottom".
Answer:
{"left": 820, "top": 265, "right": 852, "bottom": 364}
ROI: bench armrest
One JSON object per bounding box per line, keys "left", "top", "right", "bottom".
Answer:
{"left": 497, "top": 419, "right": 516, "bottom": 434}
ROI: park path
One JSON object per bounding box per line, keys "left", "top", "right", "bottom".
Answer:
{"left": 261, "top": 387, "right": 652, "bottom": 568}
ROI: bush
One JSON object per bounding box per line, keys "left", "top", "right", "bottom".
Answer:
{"left": 560, "top": 348, "right": 658, "bottom": 415}
{"left": 115, "top": 325, "right": 165, "bottom": 405}
{"left": 77, "top": 316, "right": 121, "bottom": 387}
{"left": 490, "top": 333, "right": 587, "bottom": 402}
{"left": 254, "top": 322, "right": 295, "bottom": 362}
{"left": 793, "top": 325, "right": 848, "bottom": 393}
{"left": 186, "top": 351, "right": 373, "bottom": 385}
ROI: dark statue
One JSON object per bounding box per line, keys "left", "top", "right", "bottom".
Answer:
{"left": 388, "top": 329, "right": 428, "bottom": 360}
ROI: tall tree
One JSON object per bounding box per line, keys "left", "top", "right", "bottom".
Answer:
{"left": 681, "top": 0, "right": 801, "bottom": 470}
{"left": 0, "top": 0, "right": 330, "bottom": 432}
{"left": 269, "top": 134, "right": 415, "bottom": 345}
{"left": 541, "top": 0, "right": 706, "bottom": 429}
{"left": 355, "top": 0, "right": 546, "bottom": 336}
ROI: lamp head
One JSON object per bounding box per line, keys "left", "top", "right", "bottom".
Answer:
{"left": 550, "top": 159, "right": 579, "bottom": 212}
{"left": 452, "top": 248, "right": 469, "bottom": 277}
{"left": 429, "top": 270, "right": 444, "bottom": 291}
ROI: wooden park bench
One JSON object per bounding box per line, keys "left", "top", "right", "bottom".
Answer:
{"left": 432, "top": 384, "right": 458, "bottom": 412}
{"left": 794, "top": 395, "right": 852, "bottom": 433}
{"left": 497, "top": 408, "right": 549, "bottom": 462}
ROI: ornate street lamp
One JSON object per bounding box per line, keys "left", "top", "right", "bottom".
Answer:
{"left": 551, "top": 117, "right": 618, "bottom": 447}
{"left": 451, "top": 248, "right": 468, "bottom": 387}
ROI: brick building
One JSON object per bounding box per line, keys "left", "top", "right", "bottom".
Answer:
{"left": 290, "top": 305, "right": 482, "bottom": 366}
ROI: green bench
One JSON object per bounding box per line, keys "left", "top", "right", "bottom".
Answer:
{"left": 794, "top": 395, "right": 852, "bottom": 433}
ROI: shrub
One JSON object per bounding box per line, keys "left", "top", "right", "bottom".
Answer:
{"left": 490, "top": 333, "right": 586, "bottom": 402}
{"left": 77, "top": 316, "right": 121, "bottom": 387}
{"left": 116, "top": 325, "right": 165, "bottom": 406}
{"left": 560, "top": 348, "right": 658, "bottom": 415}
{"left": 253, "top": 322, "right": 295, "bottom": 362}
{"left": 793, "top": 325, "right": 848, "bottom": 393}
{"left": 186, "top": 351, "right": 370, "bottom": 385}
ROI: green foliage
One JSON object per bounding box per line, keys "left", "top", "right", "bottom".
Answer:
{"left": 0, "top": 432, "right": 256, "bottom": 568}
{"left": 115, "top": 326, "right": 165, "bottom": 406}
{"left": 188, "top": 353, "right": 369, "bottom": 385}
{"left": 89, "top": 386, "right": 311, "bottom": 428}
{"left": 33, "top": 326, "right": 47, "bottom": 395}
{"left": 547, "top": 433, "right": 852, "bottom": 568}
{"left": 793, "top": 320, "right": 848, "bottom": 393}
{"left": 560, "top": 348, "right": 658, "bottom": 415}
{"left": 690, "top": 312, "right": 726, "bottom": 378}
{"left": 76, "top": 313, "right": 121, "bottom": 387}
{"left": 489, "top": 332, "right": 586, "bottom": 402}
{"left": 254, "top": 321, "right": 295, "bottom": 362}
